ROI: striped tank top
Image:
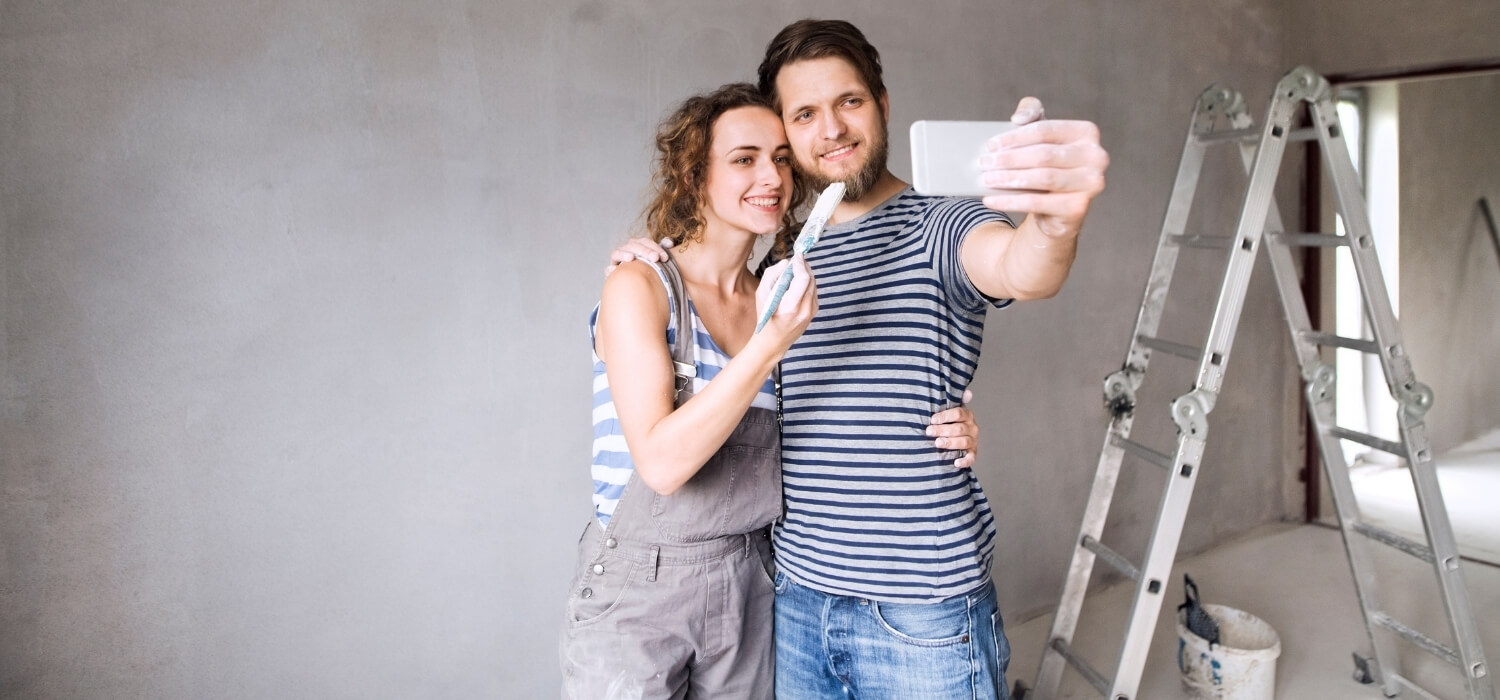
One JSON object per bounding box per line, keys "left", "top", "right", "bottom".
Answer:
{"left": 589, "top": 261, "right": 779, "bottom": 526}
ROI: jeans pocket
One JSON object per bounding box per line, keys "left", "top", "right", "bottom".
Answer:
{"left": 872, "top": 597, "right": 970, "bottom": 647}
{"left": 993, "top": 610, "right": 1011, "bottom": 679}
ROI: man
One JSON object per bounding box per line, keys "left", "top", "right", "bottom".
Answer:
{"left": 614, "top": 19, "right": 1107, "bottom": 699}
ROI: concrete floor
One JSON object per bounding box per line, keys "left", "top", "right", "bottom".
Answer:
{"left": 1007, "top": 523, "right": 1500, "bottom": 699}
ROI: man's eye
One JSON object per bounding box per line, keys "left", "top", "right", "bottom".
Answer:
{"left": 844, "top": 98, "right": 862, "bottom": 107}
{"left": 796, "top": 111, "right": 813, "bottom": 122}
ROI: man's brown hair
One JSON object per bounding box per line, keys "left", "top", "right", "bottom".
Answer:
{"left": 756, "top": 19, "right": 886, "bottom": 113}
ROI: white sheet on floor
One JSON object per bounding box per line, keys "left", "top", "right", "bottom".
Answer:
{"left": 1351, "top": 425, "right": 1500, "bottom": 564}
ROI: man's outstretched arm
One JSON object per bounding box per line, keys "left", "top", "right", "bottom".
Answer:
{"left": 961, "top": 97, "right": 1109, "bottom": 301}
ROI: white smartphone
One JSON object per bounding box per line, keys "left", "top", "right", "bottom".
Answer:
{"left": 910, "top": 120, "right": 1017, "bottom": 197}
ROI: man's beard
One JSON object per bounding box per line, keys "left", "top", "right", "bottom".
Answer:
{"left": 801, "top": 128, "right": 889, "bottom": 203}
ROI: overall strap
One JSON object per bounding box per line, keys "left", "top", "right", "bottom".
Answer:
{"left": 654, "top": 258, "right": 697, "bottom": 405}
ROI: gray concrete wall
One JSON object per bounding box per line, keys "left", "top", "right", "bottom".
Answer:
{"left": 1398, "top": 73, "right": 1500, "bottom": 451}
{"left": 1286, "top": 0, "right": 1500, "bottom": 77}
{"left": 2, "top": 2, "right": 1306, "bottom": 697}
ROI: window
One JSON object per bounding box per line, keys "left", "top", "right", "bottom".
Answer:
{"left": 1331, "top": 84, "right": 1402, "bottom": 466}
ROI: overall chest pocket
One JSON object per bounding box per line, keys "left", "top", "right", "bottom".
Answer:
{"left": 651, "top": 444, "right": 781, "bottom": 542}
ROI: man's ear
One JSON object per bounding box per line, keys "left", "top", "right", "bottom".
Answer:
{"left": 879, "top": 93, "right": 890, "bottom": 126}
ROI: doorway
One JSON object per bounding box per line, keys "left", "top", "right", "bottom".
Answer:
{"left": 1310, "top": 63, "right": 1500, "bottom": 564}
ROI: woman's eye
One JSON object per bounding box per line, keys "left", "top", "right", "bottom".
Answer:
{"left": 735, "top": 157, "right": 752, "bottom": 165}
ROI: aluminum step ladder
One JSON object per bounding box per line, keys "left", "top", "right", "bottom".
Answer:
{"left": 1021, "top": 66, "right": 1494, "bottom": 700}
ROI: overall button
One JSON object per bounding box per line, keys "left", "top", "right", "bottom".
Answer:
{"left": 592, "top": 563, "right": 605, "bottom": 575}
{"left": 605, "top": 538, "right": 617, "bottom": 549}
{"left": 581, "top": 588, "right": 593, "bottom": 599}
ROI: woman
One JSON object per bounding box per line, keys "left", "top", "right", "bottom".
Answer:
{"left": 559, "top": 82, "right": 814, "bottom": 699}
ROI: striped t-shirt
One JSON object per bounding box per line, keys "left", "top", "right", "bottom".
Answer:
{"left": 773, "top": 188, "right": 1013, "bottom": 602}
{"left": 589, "top": 261, "right": 779, "bottom": 526}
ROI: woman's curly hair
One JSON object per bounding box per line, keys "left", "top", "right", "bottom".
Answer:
{"left": 643, "top": 83, "right": 806, "bottom": 255}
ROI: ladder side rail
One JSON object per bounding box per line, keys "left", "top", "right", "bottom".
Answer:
{"left": 1128, "top": 86, "right": 1241, "bottom": 367}
{"left": 1187, "top": 91, "right": 1297, "bottom": 401}
{"left": 1307, "top": 98, "right": 1415, "bottom": 403}
{"left": 1305, "top": 357, "right": 1409, "bottom": 695}
{"left": 1255, "top": 67, "right": 1410, "bottom": 695}
{"left": 1310, "top": 95, "right": 1496, "bottom": 698}
{"left": 1031, "top": 430, "right": 1134, "bottom": 699}
{"left": 1254, "top": 157, "right": 1407, "bottom": 696}
{"left": 1106, "top": 434, "right": 1206, "bottom": 699}
{"left": 1032, "top": 85, "right": 1240, "bottom": 700}
{"left": 1107, "top": 82, "right": 1302, "bottom": 700}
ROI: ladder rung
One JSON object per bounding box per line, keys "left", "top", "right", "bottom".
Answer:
{"left": 1049, "top": 637, "right": 1111, "bottom": 696}
{"left": 1371, "top": 612, "right": 1462, "bottom": 668}
{"left": 1136, "top": 334, "right": 1203, "bottom": 361}
{"left": 1196, "top": 126, "right": 1260, "bottom": 144}
{"left": 1110, "top": 434, "right": 1174, "bottom": 471}
{"left": 1167, "top": 233, "right": 1235, "bottom": 250}
{"left": 1270, "top": 232, "right": 1348, "bottom": 247}
{"left": 1285, "top": 127, "right": 1320, "bottom": 142}
{"left": 1299, "top": 332, "right": 1380, "bottom": 354}
{"left": 1195, "top": 126, "right": 1318, "bottom": 145}
{"left": 1081, "top": 535, "right": 1141, "bottom": 581}
{"left": 1352, "top": 521, "right": 1435, "bottom": 564}
{"left": 1329, "top": 427, "right": 1406, "bottom": 457}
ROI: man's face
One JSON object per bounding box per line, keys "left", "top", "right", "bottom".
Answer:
{"left": 774, "top": 56, "right": 889, "bottom": 201}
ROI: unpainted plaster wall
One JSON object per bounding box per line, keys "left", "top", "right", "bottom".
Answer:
{"left": 1398, "top": 72, "right": 1500, "bottom": 451}
{"left": 22, "top": 0, "right": 1492, "bottom": 696}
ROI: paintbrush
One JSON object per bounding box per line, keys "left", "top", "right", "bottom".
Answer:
{"left": 754, "top": 181, "right": 844, "bottom": 333}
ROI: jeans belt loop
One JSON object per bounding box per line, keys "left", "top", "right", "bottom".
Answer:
{"left": 646, "top": 546, "right": 660, "bottom": 582}
{"left": 743, "top": 532, "right": 752, "bottom": 559}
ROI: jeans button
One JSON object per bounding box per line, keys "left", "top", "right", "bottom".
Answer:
{"left": 592, "top": 563, "right": 605, "bottom": 575}
{"left": 581, "top": 588, "right": 593, "bottom": 599}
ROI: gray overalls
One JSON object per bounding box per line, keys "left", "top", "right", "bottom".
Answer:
{"left": 560, "top": 259, "right": 781, "bottom": 700}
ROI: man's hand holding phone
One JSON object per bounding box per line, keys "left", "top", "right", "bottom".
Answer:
{"left": 978, "top": 97, "right": 1108, "bottom": 239}
{"left": 910, "top": 97, "right": 1106, "bottom": 240}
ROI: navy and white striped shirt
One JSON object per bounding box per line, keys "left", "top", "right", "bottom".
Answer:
{"left": 773, "top": 188, "right": 1012, "bottom": 602}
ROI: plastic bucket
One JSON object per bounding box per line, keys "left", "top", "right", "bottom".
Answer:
{"left": 1176, "top": 603, "right": 1281, "bottom": 700}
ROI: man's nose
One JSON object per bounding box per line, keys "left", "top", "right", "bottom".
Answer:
{"left": 820, "top": 112, "right": 846, "bottom": 141}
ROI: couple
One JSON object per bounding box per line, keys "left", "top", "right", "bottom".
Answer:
{"left": 562, "top": 18, "right": 1108, "bottom": 700}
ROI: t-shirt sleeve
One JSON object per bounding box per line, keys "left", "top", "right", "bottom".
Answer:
{"left": 923, "top": 197, "right": 1016, "bottom": 314}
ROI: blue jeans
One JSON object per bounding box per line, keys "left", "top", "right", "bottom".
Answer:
{"left": 773, "top": 572, "right": 1010, "bottom": 699}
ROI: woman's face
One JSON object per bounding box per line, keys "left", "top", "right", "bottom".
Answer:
{"left": 699, "top": 106, "right": 793, "bottom": 238}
